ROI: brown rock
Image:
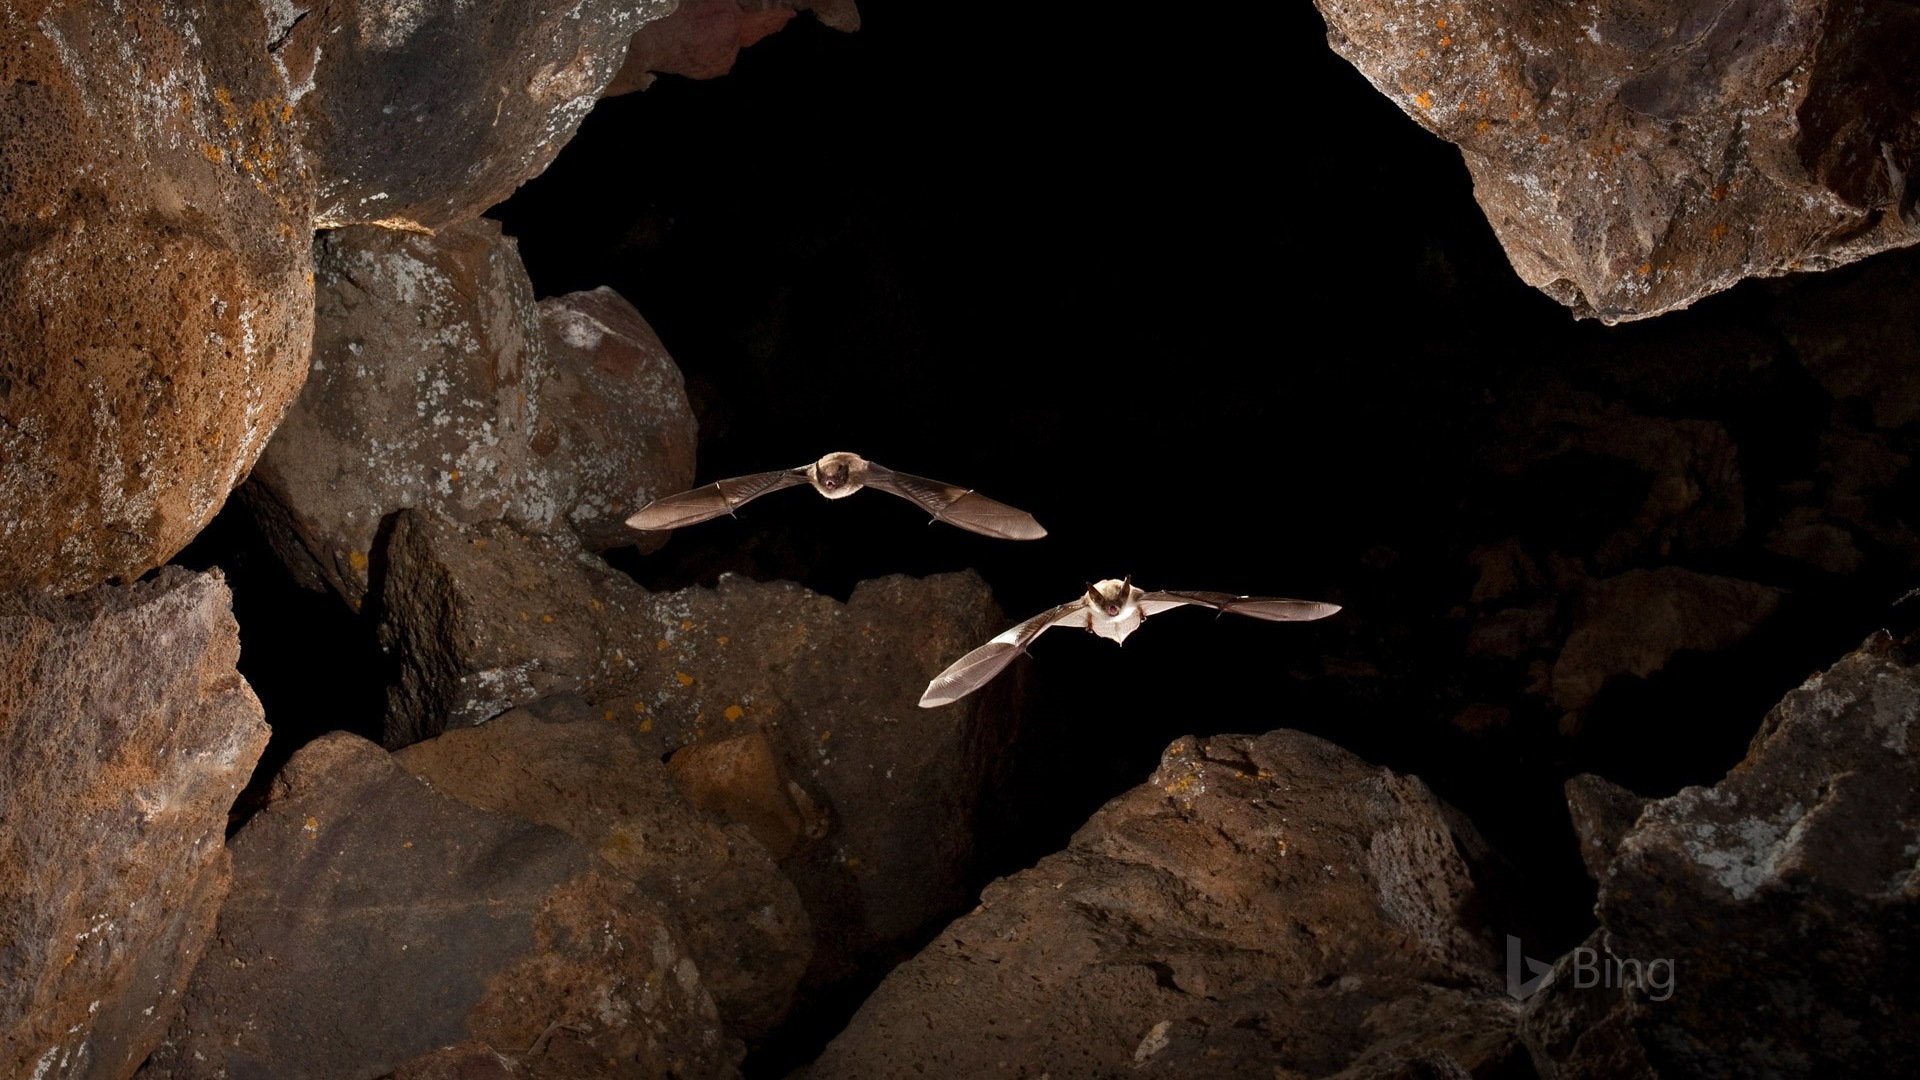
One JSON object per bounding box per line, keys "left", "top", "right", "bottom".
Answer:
{"left": 394, "top": 695, "right": 813, "bottom": 1043}
{"left": 1562, "top": 774, "right": 1647, "bottom": 884}
{"left": 535, "top": 288, "right": 700, "bottom": 551}
{"left": 1551, "top": 567, "right": 1784, "bottom": 711}
{"left": 0, "top": 3, "right": 315, "bottom": 593}
{"left": 1316, "top": 0, "right": 1920, "bottom": 322}
{"left": 247, "top": 225, "right": 694, "bottom": 606}
{"left": 1525, "top": 631, "right": 1920, "bottom": 1077}
{"left": 605, "top": 0, "right": 862, "bottom": 95}
{"left": 277, "top": 0, "right": 677, "bottom": 230}
{"left": 1, "top": 569, "right": 269, "bottom": 1080}
{"left": 667, "top": 731, "right": 822, "bottom": 858}
{"left": 138, "top": 731, "right": 741, "bottom": 1080}
{"left": 806, "top": 730, "right": 1520, "bottom": 1080}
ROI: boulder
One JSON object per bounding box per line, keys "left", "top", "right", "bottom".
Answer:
{"left": 247, "top": 224, "right": 694, "bottom": 606}
{"left": 0, "top": 1, "right": 314, "bottom": 593}
{"left": 1550, "top": 567, "right": 1784, "bottom": 712}
{"left": 393, "top": 695, "right": 813, "bottom": 1042}
{"left": 1527, "top": 631, "right": 1920, "bottom": 1077}
{"left": 604, "top": 0, "right": 862, "bottom": 96}
{"left": 805, "top": 730, "right": 1523, "bottom": 1079}
{"left": 275, "top": 0, "right": 678, "bottom": 230}
{"left": 1315, "top": 0, "right": 1920, "bottom": 322}
{"left": 1, "top": 569, "right": 269, "bottom": 1080}
{"left": 137, "top": 731, "right": 741, "bottom": 1080}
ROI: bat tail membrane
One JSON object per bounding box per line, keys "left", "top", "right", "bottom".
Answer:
{"left": 939, "top": 492, "right": 1048, "bottom": 541}
{"left": 919, "top": 641, "right": 1022, "bottom": 707}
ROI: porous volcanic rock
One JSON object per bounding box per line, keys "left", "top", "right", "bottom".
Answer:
{"left": 1, "top": 568, "right": 268, "bottom": 1080}
{"left": 604, "top": 0, "right": 861, "bottom": 95}
{"left": 805, "top": 730, "right": 1524, "bottom": 1080}
{"left": 0, "top": 2, "right": 314, "bottom": 593}
{"left": 274, "top": 0, "right": 677, "bottom": 230}
{"left": 1526, "top": 631, "right": 1920, "bottom": 1078}
{"left": 375, "top": 508, "right": 1018, "bottom": 996}
{"left": 535, "top": 287, "right": 700, "bottom": 551}
{"left": 246, "top": 223, "right": 694, "bottom": 605}
{"left": 393, "top": 694, "right": 813, "bottom": 1042}
{"left": 137, "top": 731, "right": 741, "bottom": 1080}
{"left": 1315, "top": 0, "right": 1920, "bottom": 322}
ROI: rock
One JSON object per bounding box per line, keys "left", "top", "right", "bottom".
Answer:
{"left": 1551, "top": 567, "right": 1784, "bottom": 712}
{"left": 805, "top": 730, "right": 1522, "bottom": 1080}
{"left": 667, "top": 731, "right": 828, "bottom": 859}
{"left": 1562, "top": 774, "right": 1647, "bottom": 885}
{"left": 277, "top": 0, "right": 677, "bottom": 230}
{"left": 604, "top": 0, "right": 861, "bottom": 96}
{"left": 1776, "top": 249, "right": 1920, "bottom": 430}
{"left": 1315, "top": 0, "right": 1920, "bottom": 322}
{"left": 1525, "top": 631, "right": 1920, "bottom": 1077}
{"left": 247, "top": 224, "right": 694, "bottom": 606}
{"left": 393, "top": 694, "right": 812, "bottom": 1043}
{"left": 0, "top": 2, "right": 315, "bottom": 593}
{"left": 137, "top": 731, "right": 741, "bottom": 1080}
{"left": 0, "top": 569, "right": 269, "bottom": 1080}
{"left": 535, "top": 288, "right": 700, "bottom": 552}
{"left": 374, "top": 509, "right": 1017, "bottom": 997}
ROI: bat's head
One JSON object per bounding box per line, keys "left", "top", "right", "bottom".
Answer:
{"left": 811, "top": 452, "right": 866, "bottom": 498}
{"left": 1086, "top": 577, "right": 1138, "bottom": 618}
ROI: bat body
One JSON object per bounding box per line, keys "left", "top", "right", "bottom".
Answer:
{"left": 624, "top": 451, "right": 1046, "bottom": 540}
{"left": 919, "top": 578, "right": 1340, "bottom": 707}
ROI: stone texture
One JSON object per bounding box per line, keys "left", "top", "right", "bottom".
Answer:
{"left": 535, "top": 288, "right": 700, "bottom": 552}
{"left": 374, "top": 508, "right": 1018, "bottom": 997}
{"left": 1315, "top": 0, "right": 1920, "bottom": 322}
{"left": 1550, "top": 567, "right": 1784, "bottom": 712}
{"left": 393, "top": 694, "right": 812, "bottom": 1043}
{"left": 667, "top": 730, "right": 827, "bottom": 859}
{"left": 247, "top": 224, "right": 694, "bottom": 606}
{"left": 275, "top": 0, "right": 677, "bottom": 230}
{"left": 604, "top": 0, "right": 861, "bottom": 96}
{"left": 805, "top": 730, "right": 1523, "bottom": 1080}
{"left": 1, "top": 568, "right": 269, "bottom": 1080}
{"left": 138, "top": 731, "right": 741, "bottom": 1080}
{"left": 1, "top": 1, "right": 315, "bottom": 593}
{"left": 1525, "top": 631, "right": 1920, "bottom": 1077}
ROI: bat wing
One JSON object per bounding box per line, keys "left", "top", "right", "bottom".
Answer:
{"left": 1139, "top": 591, "right": 1342, "bottom": 622}
{"left": 863, "top": 465, "right": 1047, "bottom": 540}
{"left": 624, "top": 469, "right": 809, "bottom": 531}
{"left": 919, "top": 600, "right": 1087, "bottom": 707}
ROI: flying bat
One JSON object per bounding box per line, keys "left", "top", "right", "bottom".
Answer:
{"left": 623, "top": 451, "right": 1046, "bottom": 540}
{"left": 919, "top": 578, "right": 1340, "bottom": 707}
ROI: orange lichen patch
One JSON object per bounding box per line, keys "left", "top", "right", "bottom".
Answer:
{"left": 1510, "top": 110, "right": 1520, "bottom": 119}
{"left": 1479, "top": 91, "right": 1491, "bottom": 104}
{"left": 303, "top": 816, "right": 319, "bottom": 835}
{"left": 200, "top": 143, "right": 225, "bottom": 163}
{"left": 724, "top": 704, "right": 745, "bottom": 722}
{"left": 541, "top": 614, "right": 554, "bottom": 624}
{"left": 1415, "top": 49, "right": 1427, "bottom": 58}
{"left": 1436, "top": 17, "right": 1448, "bottom": 27}
{"left": 639, "top": 716, "right": 654, "bottom": 733}
{"left": 403, "top": 840, "right": 413, "bottom": 848}
{"left": 819, "top": 731, "right": 832, "bottom": 743}
{"left": 1476, "top": 120, "right": 1492, "bottom": 133}
{"left": 1537, "top": 134, "right": 1551, "bottom": 143}
{"left": 1710, "top": 184, "right": 1728, "bottom": 201}
{"left": 674, "top": 671, "right": 695, "bottom": 686}
{"left": 1710, "top": 222, "right": 1729, "bottom": 240}
{"left": 521, "top": 611, "right": 531, "bottom": 622}
{"left": 613, "top": 650, "right": 624, "bottom": 662}
{"left": 631, "top": 701, "right": 646, "bottom": 713}
{"left": 656, "top": 639, "right": 670, "bottom": 651}
{"left": 449, "top": 469, "right": 461, "bottom": 481}
{"left": 348, "top": 550, "right": 369, "bottom": 571}
{"left": 1637, "top": 262, "right": 1653, "bottom": 275}
{"left": 589, "top": 599, "right": 602, "bottom": 611}
{"left": 603, "top": 710, "right": 615, "bottom": 720}
{"left": 680, "top": 619, "right": 694, "bottom": 631}
{"left": 715, "top": 635, "right": 729, "bottom": 646}
{"left": 1440, "top": 35, "right": 1452, "bottom": 46}
{"left": 1415, "top": 91, "right": 1434, "bottom": 110}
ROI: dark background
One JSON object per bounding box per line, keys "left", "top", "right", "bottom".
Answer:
{"left": 180, "top": 1, "right": 1920, "bottom": 1068}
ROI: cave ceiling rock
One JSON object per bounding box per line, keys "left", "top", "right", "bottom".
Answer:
{"left": 1315, "top": 0, "right": 1920, "bottom": 323}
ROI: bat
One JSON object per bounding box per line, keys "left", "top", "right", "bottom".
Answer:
{"left": 624, "top": 451, "right": 1046, "bottom": 540}
{"left": 919, "top": 577, "right": 1340, "bottom": 707}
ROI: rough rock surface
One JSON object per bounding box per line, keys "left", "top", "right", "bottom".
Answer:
{"left": 247, "top": 223, "right": 693, "bottom": 605}
{"left": 138, "top": 731, "right": 740, "bottom": 1080}
{"left": 605, "top": 0, "right": 861, "bottom": 96}
{"left": 1526, "top": 631, "right": 1920, "bottom": 1078}
{"left": 1315, "top": 0, "right": 1920, "bottom": 322}
{"left": 274, "top": 0, "right": 677, "bottom": 230}
{"left": 536, "top": 288, "right": 700, "bottom": 551}
{"left": 1550, "top": 567, "right": 1784, "bottom": 712}
{"left": 0, "top": 569, "right": 268, "bottom": 1080}
{"left": 806, "top": 730, "right": 1523, "bottom": 1080}
{"left": 1, "top": 2, "right": 315, "bottom": 593}
{"left": 375, "top": 508, "right": 1018, "bottom": 996}
{"left": 393, "top": 694, "right": 812, "bottom": 1042}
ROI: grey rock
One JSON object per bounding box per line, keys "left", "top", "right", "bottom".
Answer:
{"left": 806, "top": 730, "right": 1522, "bottom": 1080}
{"left": 1, "top": 569, "right": 269, "bottom": 1080}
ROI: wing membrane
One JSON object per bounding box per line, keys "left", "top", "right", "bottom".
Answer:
{"left": 919, "top": 600, "right": 1086, "bottom": 707}
{"left": 865, "top": 467, "right": 1047, "bottom": 540}
{"left": 624, "top": 469, "right": 808, "bottom": 531}
{"left": 1140, "top": 591, "right": 1341, "bottom": 622}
